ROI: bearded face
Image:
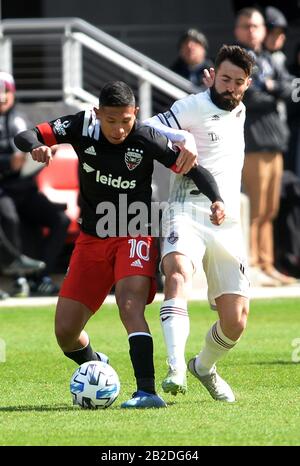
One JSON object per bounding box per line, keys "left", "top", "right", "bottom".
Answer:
{"left": 210, "top": 84, "right": 244, "bottom": 111}
{"left": 210, "top": 60, "right": 251, "bottom": 111}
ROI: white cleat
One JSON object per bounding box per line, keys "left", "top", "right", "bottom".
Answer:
{"left": 188, "top": 357, "right": 235, "bottom": 402}
{"left": 162, "top": 366, "right": 187, "bottom": 396}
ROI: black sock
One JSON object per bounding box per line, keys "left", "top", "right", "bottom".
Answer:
{"left": 64, "top": 342, "right": 99, "bottom": 365}
{"left": 129, "top": 334, "right": 155, "bottom": 394}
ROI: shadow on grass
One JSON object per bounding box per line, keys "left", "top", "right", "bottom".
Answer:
{"left": 251, "top": 360, "right": 297, "bottom": 366}
{"left": 230, "top": 360, "right": 297, "bottom": 366}
{"left": 0, "top": 404, "right": 120, "bottom": 412}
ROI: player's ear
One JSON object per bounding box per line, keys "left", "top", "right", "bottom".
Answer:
{"left": 94, "top": 106, "right": 101, "bottom": 117}
{"left": 245, "top": 77, "right": 252, "bottom": 90}
{"left": 134, "top": 106, "right": 140, "bottom": 117}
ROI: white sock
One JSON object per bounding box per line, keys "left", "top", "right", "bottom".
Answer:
{"left": 160, "top": 298, "right": 189, "bottom": 370}
{"left": 195, "top": 321, "right": 238, "bottom": 375}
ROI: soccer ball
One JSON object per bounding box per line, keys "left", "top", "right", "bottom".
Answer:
{"left": 70, "top": 360, "right": 120, "bottom": 409}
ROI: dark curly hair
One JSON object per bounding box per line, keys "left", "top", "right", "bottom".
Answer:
{"left": 215, "top": 45, "right": 255, "bottom": 77}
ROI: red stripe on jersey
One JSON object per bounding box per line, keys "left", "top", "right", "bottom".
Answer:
{"left": 36, "top": 123, "right": 57, "bottom": 146}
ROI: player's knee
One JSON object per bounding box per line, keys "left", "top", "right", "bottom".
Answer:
{"left": 222, "top": 306, "right": 249, "bottom": 340}
{"left": 166, "top": 267, "right": 191, "bottom": 286}
{"left": 163, "top": 268, "right": 192, "bottom": 298}
{"left": 163, "top": 254, "right": 193, "bottom": 280}
{"left": 116, "top": 295, "right": 131, "bottom": 316}
{"left": 231, "top": 309, "right": 249, "bottom": 338}
{"left": 55, "top": 322, "right": 76, "bottom": 349}
{"left": 117, "top": 293, "right": 146, "bottom": 318}
{"left": 234, "top": 318, "right": 247, "bottom": 337}
{"left": 222, "top": 320, "right": 244, "bottom": 341}
{"left": 118, "top": 300, "right": 147, "bottom": 333}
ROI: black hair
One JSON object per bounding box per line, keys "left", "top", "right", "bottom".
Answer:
{"left": 99, "top": 81, "right": 136, "bottom": 107}
{"left": 215, "top": 44, "right": 255, "bottom": 77}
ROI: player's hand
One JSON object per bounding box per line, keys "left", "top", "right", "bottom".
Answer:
{"left": 175, "top": 147, "right": 198, "bottom": 174}
{"left": 31, "top": 145, "right": 57, "bottom": 166}
{"left": 203, "top": 68, "right": 215, "bottom": 88}
{"left": 174, "top": 132, "right": 198, "bottom": 174}
{"left": 210, "top": 201, "right": 225, "bottom": 225}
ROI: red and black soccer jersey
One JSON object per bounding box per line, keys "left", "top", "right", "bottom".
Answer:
{"left": 14, "top": 109, "right": 223, "bottom": 237}
{"left": 19, "top": 110, "right": 180, "bottom": 236}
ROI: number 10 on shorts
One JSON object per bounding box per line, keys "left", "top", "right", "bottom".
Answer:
{"left": 128, "top": 238, "right": 150, "bottom": 261}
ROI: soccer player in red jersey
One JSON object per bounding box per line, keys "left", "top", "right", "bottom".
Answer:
{"left": 15, "top": 81, "right": 224, "bottom": 408}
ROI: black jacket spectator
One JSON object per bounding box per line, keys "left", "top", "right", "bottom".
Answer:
{"left": 242, "top": 47, "right": 291, "bottom": 153}
{"left": 171, "top": 28, "right": 213, "bottom": 89}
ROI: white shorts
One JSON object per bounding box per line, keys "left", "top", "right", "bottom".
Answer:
{"left": 161, "top": 200, "right": 250, "bottom": 307}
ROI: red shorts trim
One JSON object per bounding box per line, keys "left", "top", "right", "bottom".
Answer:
{"left": 59, "top": 232, "right": 158, "bottom": 312}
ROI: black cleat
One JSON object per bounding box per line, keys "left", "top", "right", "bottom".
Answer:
{"left": 30, "top": 276, "right": 60, "bottom": 297}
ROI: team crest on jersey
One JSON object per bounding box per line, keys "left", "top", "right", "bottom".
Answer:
{"left": 53, "top": 119, "right": 70, "bottom": 136}
{"left": 125, "top": 148, "right": 143, "bottom": 171}
{"left": 167, "top": 231, "right": 179, "bottom": 245}
{"left": 163, "top": 111, "right": 172, "bottom": 120}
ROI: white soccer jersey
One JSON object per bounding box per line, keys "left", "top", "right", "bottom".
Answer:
{"left": 145, "top": 89, "right": 246, "bottom": 221}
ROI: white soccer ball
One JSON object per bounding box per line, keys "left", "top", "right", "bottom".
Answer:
{"left": 70, "top": 360, "right": 120, "bottom": 409}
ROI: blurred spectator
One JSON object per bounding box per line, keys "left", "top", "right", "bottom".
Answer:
{"left": 263, "top": 9, "right": 300, "bottom": 278}
{"left": 171, "top": 28, "right": 213, "bottom": 89}
{"left": 286, "top": 42, "right": 300, "bottom": 177}
{"left": 263, "top": 6, "right": 294, "bottom": 134}
{"left": 234, "top": 8, "right": 297, "bottom": 286}
{"left": 289, "top": 42, "right": 300, "bottom": 77}
{"left": 0, "top": 71, "right": 70, "bottom": 296}
{"left": 0, "top": 215, "right": 45, "bottom": 299}
{"left": 274, "top": 170, "right": 300, "bottom": 278}
{"left": 0, "top": 288, "right": 9, "bottom": 300}
{"left": 264, "top": 6, "right": 288, "bottom": 68}
{"left": 0, "top": 216, "right": 45, "bottom": 273}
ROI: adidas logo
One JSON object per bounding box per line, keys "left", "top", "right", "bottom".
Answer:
{"left": 131, "top": 259, "right": 143, "bottom": 268}
{"left": 211, "top": 114, "right": 220, "bottom": 120}
{"left": 83, "top": 162, "right": 95, "bottom": 173}
{"left": 84, "top": 145, "right": 97, "bottom": 155}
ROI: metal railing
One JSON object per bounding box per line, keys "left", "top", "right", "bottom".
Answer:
{"left": 0, "top": 17, "right": 199, "bottom": 118}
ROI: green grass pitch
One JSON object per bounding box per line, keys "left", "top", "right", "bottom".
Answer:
{"left": 0, "top": 298, "right": 299, "bottom": 446}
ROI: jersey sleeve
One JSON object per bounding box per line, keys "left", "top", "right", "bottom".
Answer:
{"left": 140, "top": 125, "right": 181, "bottom": 171}
{"left": 186, "top": 166, "right": 223, "bottom": 203}
{"left": 14, "top": 128, "right": 42, "bottom": 152}
{"left": 144, "top": 94, "right": 198, "bottom": 135}
{"left": 143, "top": 96, "right": 199, "bottom": 153}
{"left": 157, "top": 94, "right": 198, "bottom": 130}
{"left": 14, "top": 112, "right": 84, "bottom": 153}
{"left": 35, "top": 111, "right": 84, "bottom": 146}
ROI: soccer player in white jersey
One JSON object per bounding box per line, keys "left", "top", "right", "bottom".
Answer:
{"left": 144, "top": 45, "right": 255, "bottom": 402}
